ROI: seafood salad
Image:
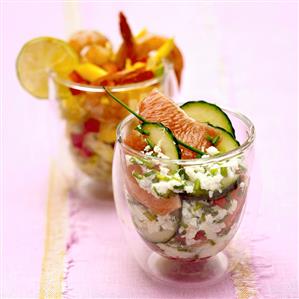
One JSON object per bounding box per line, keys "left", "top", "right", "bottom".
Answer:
{"left": 63, "top": 13, "right": 183, "bottom": 180}
{"left": 16, "top": 12, "right": 184, "bottom": 181}
{"left": 105, "top": 88, "right": 251, "bottom": 261}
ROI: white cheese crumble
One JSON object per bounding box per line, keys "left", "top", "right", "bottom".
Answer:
{"left": 125, "top": 153, "right": 244, "bottom": 202}
{"left": 160, "top": 166, "right": 169, "bottom": 175}
{"left": 180, "top": 201, "right": 228, "bottom": 246}
{"left": 152, "top": 179, "right": 182, "bottom": 197}
{"left": 228, "top": 199, "right": 238, "bottom": 214}
{"left": 143, "top": 145, "right": 151, "bottom": 152}
{"left": 206, "top": 146, "right": 219, "bottom": 156}
{"left": 184, "top": 166, "right": 224, "bottom": 196}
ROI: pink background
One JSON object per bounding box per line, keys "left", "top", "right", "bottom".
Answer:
{"left": 2, "top": 1, "right": 298, "bottom": 298}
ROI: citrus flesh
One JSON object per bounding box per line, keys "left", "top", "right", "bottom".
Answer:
{"left": 138, "top": 91, "right": 217, "bottom": 157}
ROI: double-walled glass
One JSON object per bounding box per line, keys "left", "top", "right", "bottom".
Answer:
{"left": 113, "top": 110, "right": 255, "bottom": 285}
{"left": 48, "top": 63, "right": 177, "bottom": 187}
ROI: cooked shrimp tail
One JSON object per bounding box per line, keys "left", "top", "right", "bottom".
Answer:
{"left": 115, "top": 12, "right": 137, "bottom": 69}
{"left": 119, "top": 12, "right": 134, "bottom": 47}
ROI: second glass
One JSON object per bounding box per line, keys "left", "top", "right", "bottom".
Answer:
{"left": 48, "top": 63, "right": 177, "bottom": 187}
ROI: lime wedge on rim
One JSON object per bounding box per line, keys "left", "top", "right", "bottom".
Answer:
{"left": 16, "top": 37, "right": 79, "bottom": 99}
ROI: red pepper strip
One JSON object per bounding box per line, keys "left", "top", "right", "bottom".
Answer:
{"left": 69, "top": 71, "right": 89, "bottom": 95}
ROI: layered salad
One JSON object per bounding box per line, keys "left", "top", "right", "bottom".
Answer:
{"left": 105, "top": 88, "right": 249, "bottom": 261}
{"left": 16, "top": 12, "right": 183, "bottom": 181}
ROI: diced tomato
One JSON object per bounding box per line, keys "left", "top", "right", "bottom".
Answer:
{"left": 80, "top": 147, "right": 93, "bottom": 157}
{"left": 70, "top": 87, "right": 82, "bottom": 96}
{"left": 194, "top": 230, "right": 207, "bottom": 241}
{"left": 71, "top": 133, "right": 85, "bottom": 148}
{"left": 70, "top": 129, "right": 94, "bottom": 158}
{"left": 213, "top": 197, "right": 227, "bottom": 209}
{"left": 175, "top": 235, "right": 186, "bottom": 245}
{"left": 84, "top": 118, "right": 100, "bottom": 133}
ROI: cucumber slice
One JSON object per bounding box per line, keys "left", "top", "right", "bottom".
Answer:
{"left": 141, "top": 122, "right": 181, "bottom": 159}
{"left": 128, "top": 198, "right": 181, "bottom": 243}
{"left": 211, "top": 125, "right": 240, "bottom": 153}
{"left": 180, "top": 179, "right": 239, "bottom": 202}
{"left": 181, "top": 101, "right": 236, "bottom": 137}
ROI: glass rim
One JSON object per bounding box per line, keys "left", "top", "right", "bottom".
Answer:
{"left": 117, "top": 107, "right": 255, "bottom": 165}
{"left": 48, "top": 62, "right": 173, "bottom": 93}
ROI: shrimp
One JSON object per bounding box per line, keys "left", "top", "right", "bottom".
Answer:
{"left": 69, "top": 30, "right": 113, "bottom": 67}
{"left": 69, "top": 30, "right": 109, "bottom": 53}
{"left": 115, "top": 13, "right": 183, "bottom": 85}
{"left": 115, "top": 12, "right": 138, "bottom": 69}
{"left": 82, "top": 44, "right": 113, "bottom": 66}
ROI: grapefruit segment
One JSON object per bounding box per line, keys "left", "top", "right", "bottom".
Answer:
{"left": 124, "top": 130, "right": 147, "bottom": 151}
{"left": 138, "top": 91, "right": 218, "bottom": 155}
{"left": 125, "top": 164, "right": 181, "bottom": 215}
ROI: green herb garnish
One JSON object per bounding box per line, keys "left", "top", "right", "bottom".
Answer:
{"left": 132, "top": 171, "right": 143, "bottom": 180}
{"left": 129, "top": 156, "right": 153, "bottom": 168}
{"left": 206, "top": 134, "right": 220, "bottom": 145}
{"left": 173, "top": 184, "right": 185, "bottom": 190}
{"left": 156, "top": 173, "right": 171, "bottom": 181}
{"left": 194, "top": 179, "right": 201, "bottom": 193}
{"left": 135, "top": 124, "right": 149, "bottom": 135}
{"left": 176, "top": 139, "right": 206, "bottom": 157}
{"left": 103, "top": 87, "right": 209, "bottom": 157}
{"left": 143, "top": 211, "right": 157, "bottom": 221}
{"left": 210, "top": 168, "right": 218, "bottom": 176}
{"left": 220, "top": 167, "right": 228, "bottom": 177}
{"left": 180, "top": 222, "right": 188, "bottom": 229}
{"left": 138, "top": 157, "right": 154, "bottom": 168}
{"left": 177, "top": 247, "right": 188, "bottom": 252}
{"left": 145, "top": 138, "right": 155, "bottom": 149}
{"left": 212, "top": 136, "right": 220, "bottom": 145}
{"left": 209, "top": 239, "right": 216, "bottom": 246}
{"left": 178, "top": 168, "right": 189, "bottom": 180}
{"left": 193, "top": 201, "right": 203, "bottom": 211}
{"left": 144, "top": 170, "right": 156, "bottom": 177}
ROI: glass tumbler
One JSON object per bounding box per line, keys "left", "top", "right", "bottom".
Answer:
{"left": 112, "top": 109, "right": 255, "bottom": 285}
{"left": 48, "top": 63, "right": 177, "bottom": 193}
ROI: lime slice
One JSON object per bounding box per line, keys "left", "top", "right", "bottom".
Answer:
{"left": 16, "top": 37, "right": 79, "bottom": 99}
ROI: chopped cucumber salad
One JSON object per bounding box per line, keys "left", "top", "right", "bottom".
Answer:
{"left": 126, "top": 145, "right": 244, "bottom": 200}
{"left": 125, "top": 144, "right": 248, "bottom": 260}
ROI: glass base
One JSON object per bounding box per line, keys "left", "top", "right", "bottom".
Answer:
{"left": 147, "top": 252, "right": 228, "bottom": 287}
